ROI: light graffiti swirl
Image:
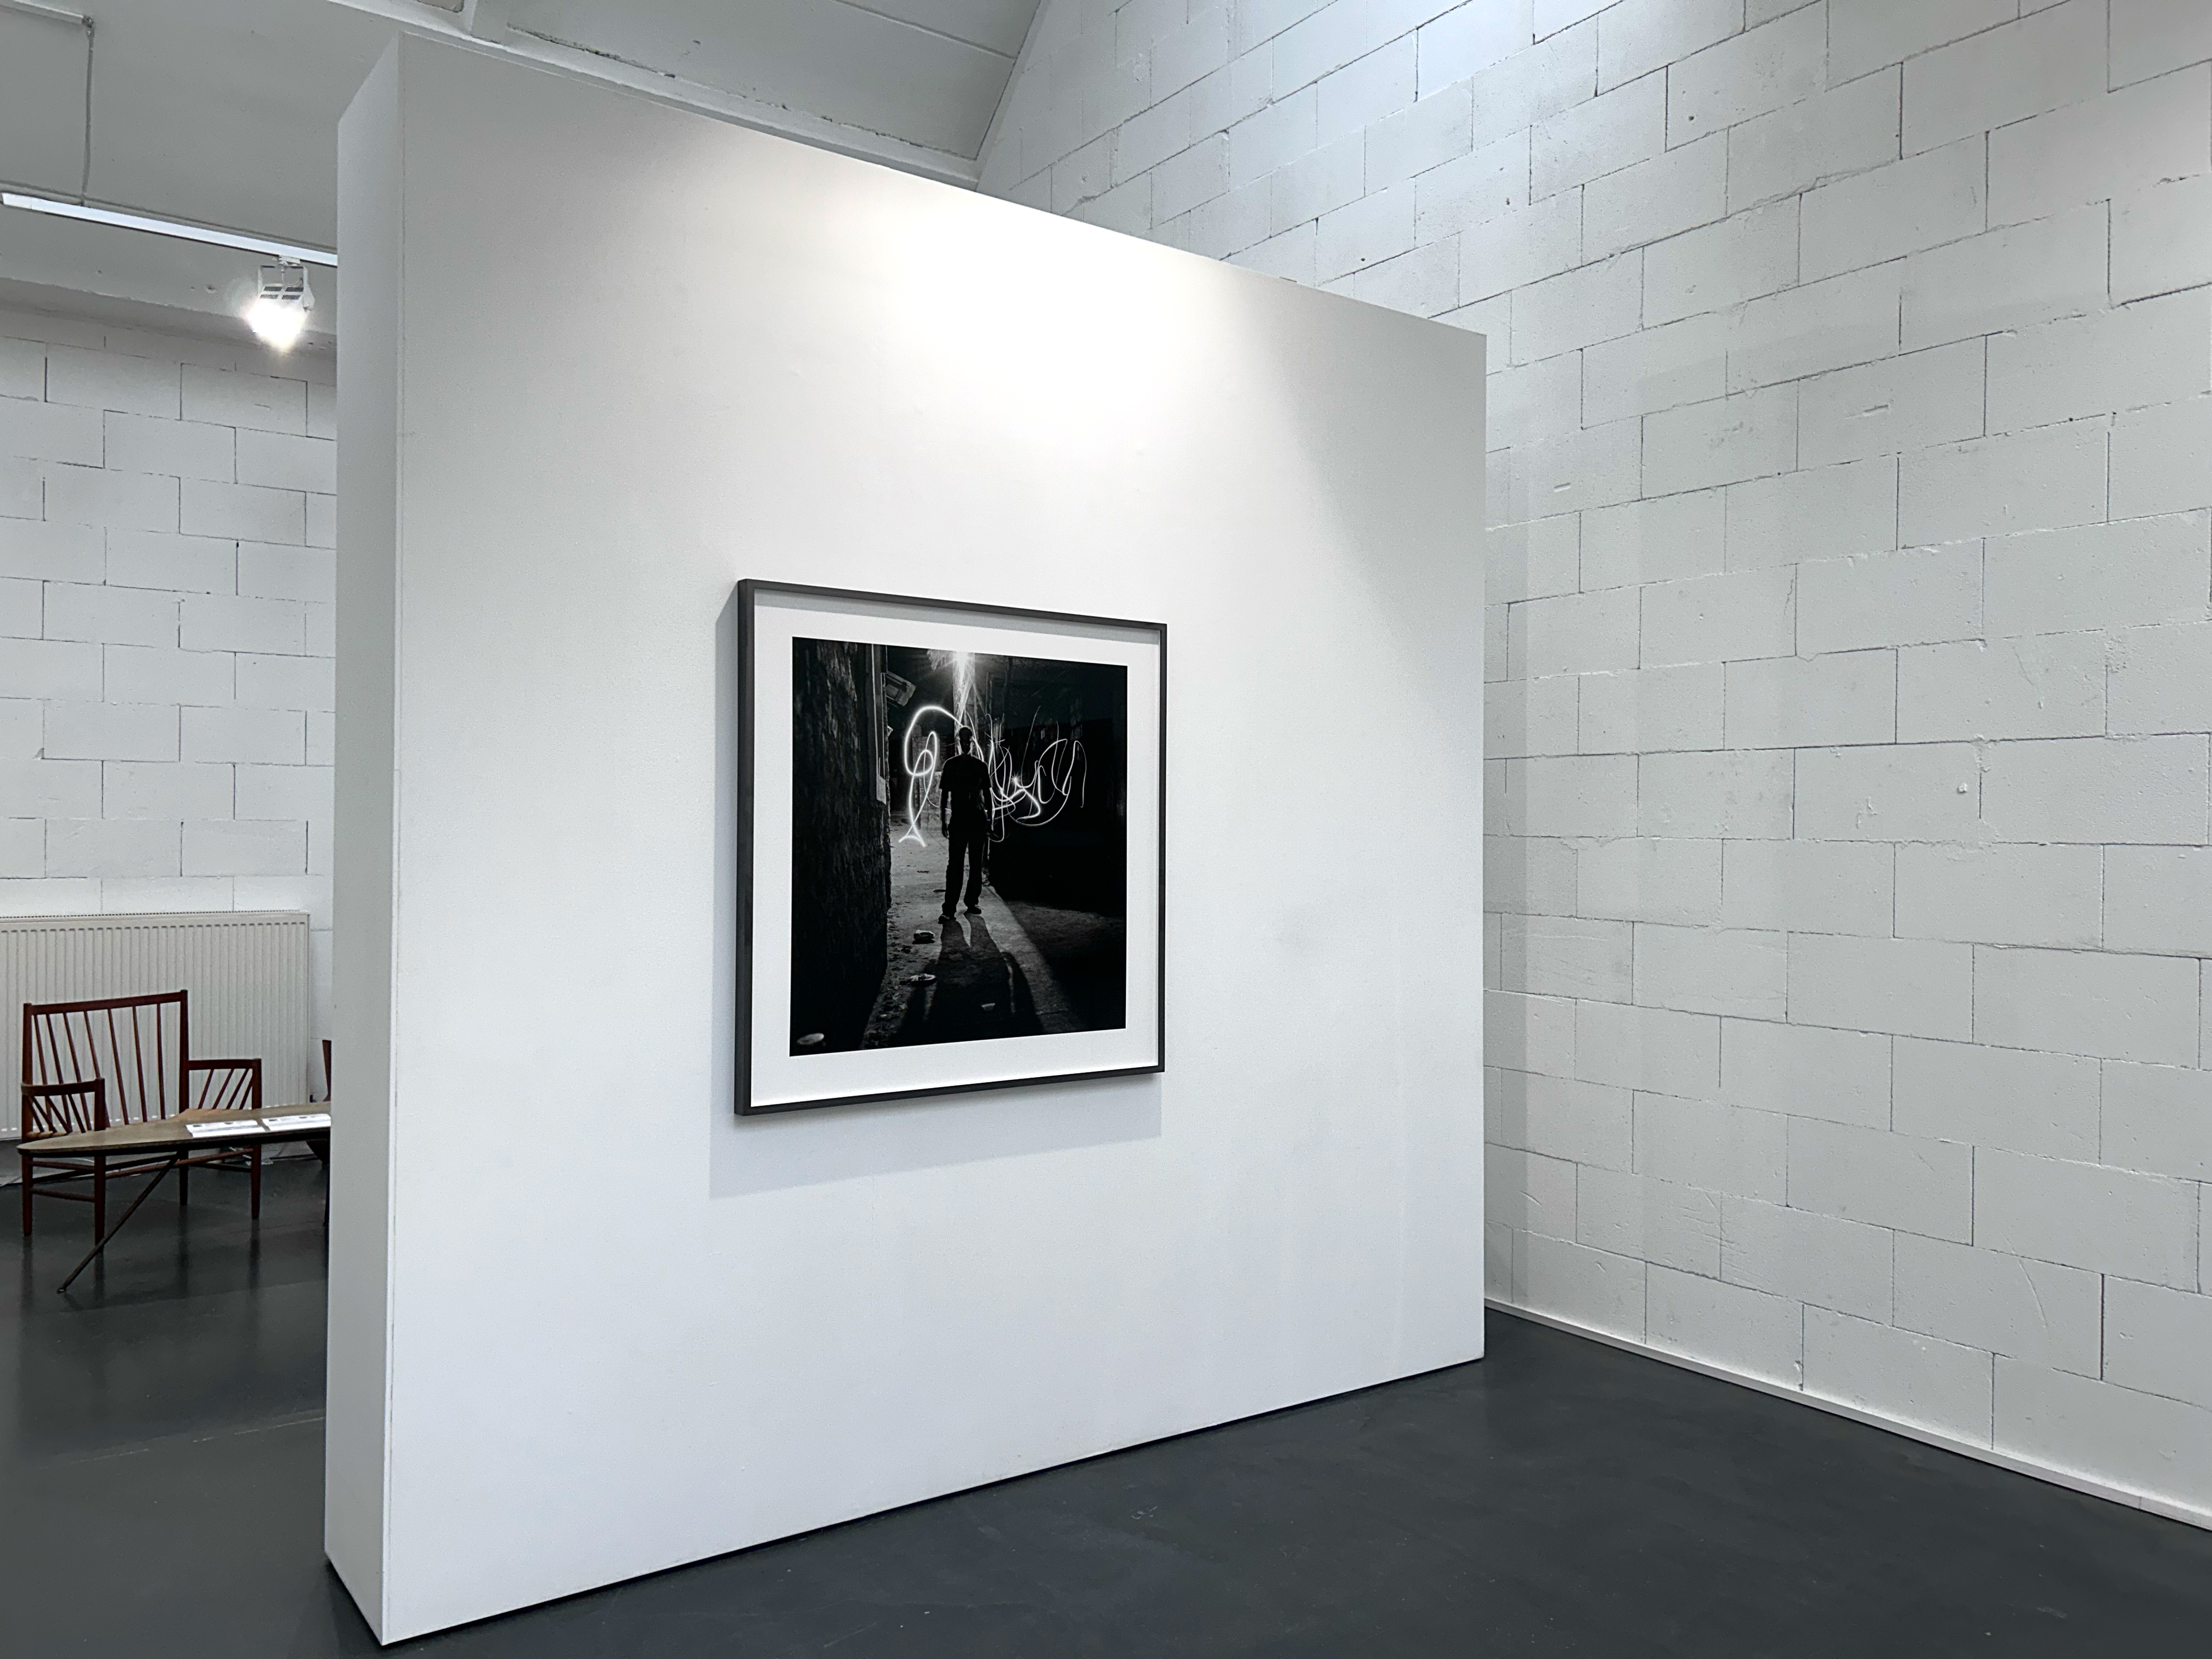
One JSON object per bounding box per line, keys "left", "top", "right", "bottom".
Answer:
{"left": 987, "top": 728, "right": 1086, "bottom": 836}
{"left": 895, "top": 653, "right": 1089, "bottom": 848}
{"left": 896, "top": 702, "right": 957, "bottom": 847}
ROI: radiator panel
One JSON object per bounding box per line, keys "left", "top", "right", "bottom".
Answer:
{"left": 2, "top": 911, "right": 315, "bottom": 1137}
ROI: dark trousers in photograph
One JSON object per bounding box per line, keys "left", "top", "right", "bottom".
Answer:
{"left": 944, "top": 819, "right": 988, "bottom": 911}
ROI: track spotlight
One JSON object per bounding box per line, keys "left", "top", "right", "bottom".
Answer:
{"left": 244, "top": 261, "right": 314, "bottom": 350}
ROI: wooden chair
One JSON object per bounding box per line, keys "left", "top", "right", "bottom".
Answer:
{"left": 19, "top": 990, "right": 265, "bottom": 1240}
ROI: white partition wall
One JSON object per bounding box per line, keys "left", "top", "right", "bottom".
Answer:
{"left": 330, "top": 35, "right": 1485, "bottom": 1644}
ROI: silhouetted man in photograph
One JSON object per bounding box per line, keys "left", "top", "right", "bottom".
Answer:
{"left": 939, "top": 725, "right": 991, "bottom": 920}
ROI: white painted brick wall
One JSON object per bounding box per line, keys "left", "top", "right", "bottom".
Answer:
{"left": 1649, "top": 1262, "right": 1802, "bottom": 1381}
{"left": 2112, "top": 174, "right": 2212, "bottom": 303}
{"left": 1805, "top": 1305, "right": 1995, "bottom": 1440}
{"left": 1719, "top": 838, "right": 1892, "bottom": 934}
{"left": 0, "top": 309, "right": 334, "bottom": 1054}
{"left": 987, "top": 0, "right": 2212, "bottom": 1522}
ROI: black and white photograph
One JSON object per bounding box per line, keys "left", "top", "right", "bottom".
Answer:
{"left": 738, "top": 583, "right": 1164, "bottom": 1114}
{"left": 789, "top": 641, "right": 1130, "bottom": 1056}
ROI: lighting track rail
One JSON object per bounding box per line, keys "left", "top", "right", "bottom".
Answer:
{"left": 0, "top": 190, "right": 337, "bottom": 267}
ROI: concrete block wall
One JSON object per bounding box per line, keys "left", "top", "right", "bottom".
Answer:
{"left": 983, "top": 0, "right": 2212, "bottom": 1519}
{"left": 0, "top": 307, "right": 335, "bottom": 1048}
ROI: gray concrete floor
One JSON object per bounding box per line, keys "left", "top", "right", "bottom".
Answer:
{"left": 7, "top": 1160, "right": 2212, "bottom": 1656}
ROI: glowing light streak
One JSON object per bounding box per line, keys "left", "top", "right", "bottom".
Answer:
{"left": 893, "top": 652, "right": 1091, "bottom": 849}
{"left": 897, "top": 701, "right": 958, "bottom": 847}
{"left": 987, "top": 731, "right": 1087, "bottom": 836}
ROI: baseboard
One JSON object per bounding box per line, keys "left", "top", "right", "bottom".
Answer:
{"left": 1488, "top": 1299, "right": 2212, "bottom": 1535}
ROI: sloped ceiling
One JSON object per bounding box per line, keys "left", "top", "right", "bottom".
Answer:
{"left": 494, "top": 0, "right": 1040, "bottom": 160}
{"left": 1, "top": 0, "right": 394, "bottom": 249}
{"left": 0, "top": 0, "right": 1046, "bottom": 339}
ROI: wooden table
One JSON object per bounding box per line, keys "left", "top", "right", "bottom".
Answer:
{"left": 25, "top": 1106, "right": 332, "bottom": 1293}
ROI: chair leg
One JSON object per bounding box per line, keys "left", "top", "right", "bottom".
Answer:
{"left": 19, "top": 1159, "right": 30, "bottom": 1238}
{"left": 249, "top": 1146, "right": 262, "bottom": 1221}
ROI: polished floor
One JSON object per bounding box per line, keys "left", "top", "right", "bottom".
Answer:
{"left": 7, "top": 1164, "right": 2212, "bottom": 1657}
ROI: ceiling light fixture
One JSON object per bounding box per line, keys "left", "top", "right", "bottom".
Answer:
{"left": 0, "top": 190, "right": 337, "bottom": 267}
{"left": 242, "top": 262, "right": 314, "bottom": 351}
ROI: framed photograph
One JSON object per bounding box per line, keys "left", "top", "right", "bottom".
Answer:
{"left": 737, "top": 580, "right": 1165, "bottom": 1114}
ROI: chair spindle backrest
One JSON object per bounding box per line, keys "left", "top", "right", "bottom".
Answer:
{"left": 189, "top": 1062, "right": 259, "bottom": 1112}
{"left": 21, "top": 991, "right": 190, "bottom": 1130}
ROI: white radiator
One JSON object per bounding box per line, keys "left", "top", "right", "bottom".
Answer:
{"left": 1, "top": 911, "right": 315, "bottom": 1138}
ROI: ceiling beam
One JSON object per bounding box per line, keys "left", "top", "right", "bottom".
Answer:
{"left": 975, "top": 0, "right": 1058, "bottom": 190}
{"left": 457, "top": 0, "right": 513, "bottom": 42}
{"left": 324, "top": 0, "right": 980, "bottom": 189}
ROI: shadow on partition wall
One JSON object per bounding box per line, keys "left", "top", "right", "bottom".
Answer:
{"left": 707, "top": 590, "right": 1163, "bottom": 1201}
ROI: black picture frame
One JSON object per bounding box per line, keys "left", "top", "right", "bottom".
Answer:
{"left": 736, "top": 578, "right": 1167, "bottom": 1115}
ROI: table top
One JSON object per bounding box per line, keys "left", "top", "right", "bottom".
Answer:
{"left": 20, "top": 1105, "right": 332, "bottom": 1159}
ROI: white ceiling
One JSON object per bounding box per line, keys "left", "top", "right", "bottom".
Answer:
{"left": 1, "top": 0, "right": 395, "bottom": 249}
{"left": 488, "top": 0, "right": 1040, "bottom": 159}
{"left": 0, "top": 0, "right": 1043, "bottom": 340}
